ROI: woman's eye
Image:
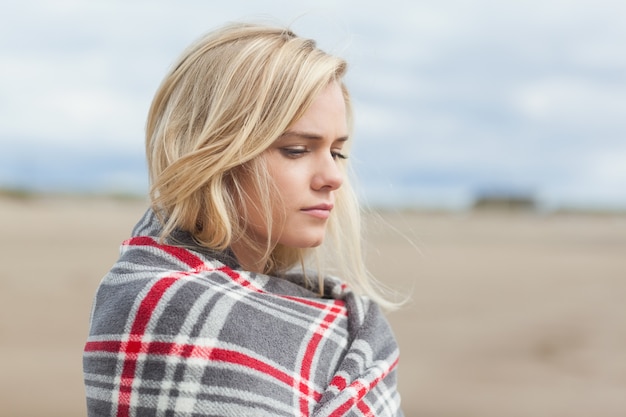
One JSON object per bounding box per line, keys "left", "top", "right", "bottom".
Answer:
{"left": 331, "top": 151, "right": 348, "bottom": 160}
{"left": 280, "top": 147, "right": 308, "bottom": 158}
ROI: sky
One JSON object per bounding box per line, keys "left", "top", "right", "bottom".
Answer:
{"left": 1, "top": 0, "right": 625, "bottom": 210}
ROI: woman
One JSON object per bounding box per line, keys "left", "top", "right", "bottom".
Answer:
{"left": 83, "top": 22, "right": 403, "bottom": 417}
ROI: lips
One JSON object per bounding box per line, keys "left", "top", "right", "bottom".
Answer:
{"left": 301, "top": 203, "right": 333, "bottom": 219}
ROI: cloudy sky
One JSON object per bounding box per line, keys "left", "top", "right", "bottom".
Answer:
{"left": 2, "top": 0, "right": 625, "bottom": 210}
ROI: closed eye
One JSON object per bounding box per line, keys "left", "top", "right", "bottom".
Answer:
{"left": 280, "top": 147, "right": 309, "bottom": 158}
{"left": 331, "top": 151, "right": 348, "bottom": 160}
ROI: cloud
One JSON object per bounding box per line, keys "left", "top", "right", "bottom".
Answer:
{"left": 511, "top": 77, "right": 626, "bottom": 130}
{"left": 1, "top": 0, "right": 626, "bottom": 209}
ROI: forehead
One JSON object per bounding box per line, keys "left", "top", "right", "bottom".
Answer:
{"left": 287, "top": 82, "right": 348, "bottom": 134}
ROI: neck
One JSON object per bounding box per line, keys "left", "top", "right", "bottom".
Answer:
{"left": 230, "top": 240, "right": 269, "bottom": 274}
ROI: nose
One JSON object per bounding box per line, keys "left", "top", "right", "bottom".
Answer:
{"left": 311, "top": 154, "right": 344, "bottom": 191}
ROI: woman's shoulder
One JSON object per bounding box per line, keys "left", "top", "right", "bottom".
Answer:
{"left": 87, "top": 234, "right": 355, "bottom": 362}
{"left": 91, "top": 233, "right": 352, "bottom": 325}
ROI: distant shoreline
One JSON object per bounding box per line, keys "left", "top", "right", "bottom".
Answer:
{"left": 2, "top": 187, "right": 624, "bottom": 216}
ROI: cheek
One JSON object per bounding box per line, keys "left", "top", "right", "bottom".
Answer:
{"left": 266, "top": 162, "right": 307, "bottom": 199}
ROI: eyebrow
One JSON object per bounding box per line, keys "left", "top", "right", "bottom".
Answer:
{"left": 280, "top": 130, "right": 349, "bottom": 142}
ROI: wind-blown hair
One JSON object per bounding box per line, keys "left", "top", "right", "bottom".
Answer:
{"left": 146, "top": 22, "right": 395, "bottom": 308}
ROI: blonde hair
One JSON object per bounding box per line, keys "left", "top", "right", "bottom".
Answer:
{"left": 146, "top": 22, "right": 396, "bottom": 309}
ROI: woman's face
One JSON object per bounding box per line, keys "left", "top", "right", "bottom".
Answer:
{"left": 235, "top": 81, "right": 348, "bottom": 269}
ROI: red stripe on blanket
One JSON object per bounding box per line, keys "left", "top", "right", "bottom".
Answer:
{"left": 123, "top": 237, "right": 269, "bottom": 293}
{"left": 116, "top": 276, "right": 178, "bottom": 417}
{"left": 209, "top": 348, "right": 308, "bottom": 393}
{"left": 84, "top": 340, "right": 122, "bottom": 352}
{"left": 327, "top": 356, "right": 400, "bottom": 417}
{"left": 84, "top": 339, "right": 323, "bottom": 404}
{"left": 329, "top": 374, "right": 347, "bottom": 391}
{"left": 357, "top": 398, "right": 374, "bottom": 417}
{"left": 282, "top": 296, "right": 348, "bottom": 316}
{"left": 124, "top": 236, "right": 205, "bottom": 269}
{"left": 217, "top": 265, "right": 265, "bottom": 293}
{"left": 298, "top": 303, "right": 343, "bottom": 416}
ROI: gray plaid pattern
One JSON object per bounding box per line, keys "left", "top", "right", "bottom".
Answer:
{"left": 83, "top": 210, "right": 403, "bottom": 416}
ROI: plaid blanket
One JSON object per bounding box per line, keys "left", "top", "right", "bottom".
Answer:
{"left": 83, "top": 210, "right": 403, "bottom": 416}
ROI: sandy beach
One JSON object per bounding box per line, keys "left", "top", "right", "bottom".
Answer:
{"left": 1, "top": 196, "right": 625, "bottom": 416}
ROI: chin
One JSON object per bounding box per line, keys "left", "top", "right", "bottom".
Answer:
{"left": 306, "top": 238, "right": 325, "bottom": 248}
{"left": 282, "top": 233, "right": 326, "bottom": 249}
{"left": 303, "top": 231, "right": 327, "bottom": 248}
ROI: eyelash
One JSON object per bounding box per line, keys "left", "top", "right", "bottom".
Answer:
{"left": 280, "top": 147, "right": 307, "bottom": 158}
{"left": 332, "top": 151, "right": 348, "bottom": 160}
{"left": 280, "top": 147, "right": 348, "bottom": 160}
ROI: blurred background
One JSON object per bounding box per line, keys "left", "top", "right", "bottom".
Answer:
{"left": 1, "top": 0, "right": 625, "bottom": 416}
{"left": 2, "top": 0, "right": 625, "bottom": 210}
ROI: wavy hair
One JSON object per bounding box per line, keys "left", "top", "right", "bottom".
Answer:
{"left": 146, "top": 22, "right": 396, "bottom": 309}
